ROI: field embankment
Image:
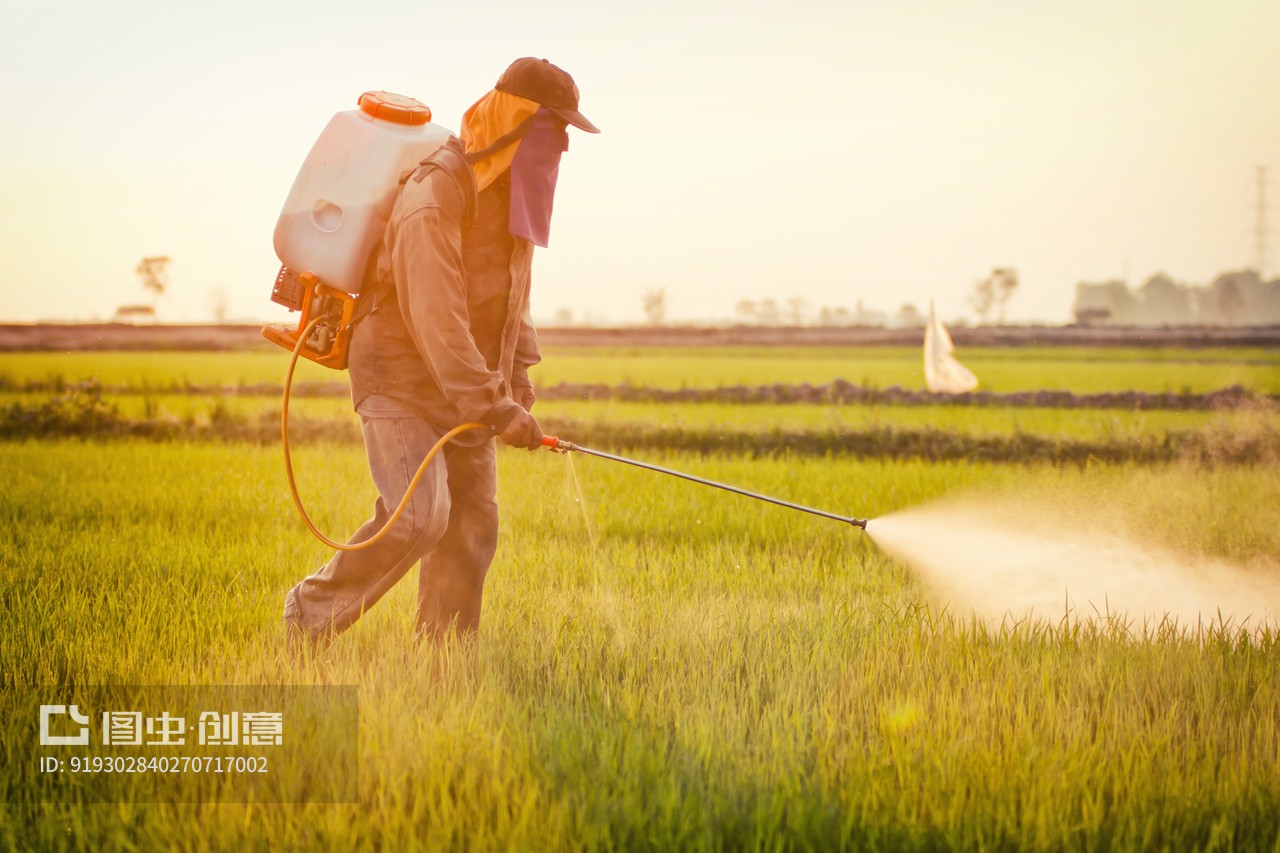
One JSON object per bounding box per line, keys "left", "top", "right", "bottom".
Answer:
{"left": 2, "top": 321, "right": 1278, "bottom": 351}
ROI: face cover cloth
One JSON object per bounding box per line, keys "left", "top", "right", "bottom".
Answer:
{"left": 461, "top": 89, "right": 540, "bottom": 192}
{"left": 508, "top": 108, "right": 569, "bottom": 248}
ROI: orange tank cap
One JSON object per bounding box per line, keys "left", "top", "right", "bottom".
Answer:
{"left": 357, "top": 91, "right": 432, "bottom": 126}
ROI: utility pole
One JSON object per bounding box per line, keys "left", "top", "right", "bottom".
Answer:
{"left": 1254, "top": 166, "right": 1271, "bottom": 279}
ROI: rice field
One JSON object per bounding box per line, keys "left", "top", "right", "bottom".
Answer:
{"left": 2, "top": 342, "right": 1278, "bottom": 850}
{"left": 3, "top": 344, "right": 1278, "bottom": 394}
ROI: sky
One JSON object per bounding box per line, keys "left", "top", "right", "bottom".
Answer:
{"left": 1, "top": 0, "right": 1277, "bottom": 326}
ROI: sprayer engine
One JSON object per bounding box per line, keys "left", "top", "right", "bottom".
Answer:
{"left": 261, "top": 266, "right": 357, "bottom": 370}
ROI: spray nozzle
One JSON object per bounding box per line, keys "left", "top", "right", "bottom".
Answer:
{"left": 541, "top": 435, "right": 578, "bottom": 453}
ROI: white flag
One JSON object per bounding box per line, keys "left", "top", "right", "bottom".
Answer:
{"left": 924, "top": 300, "right": 978, "bottom": 393}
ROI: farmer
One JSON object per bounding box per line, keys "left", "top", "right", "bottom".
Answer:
{"left": 283, "top": 58, "right": 599, "bottom": 645}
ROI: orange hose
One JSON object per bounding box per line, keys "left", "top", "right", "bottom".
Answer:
{"left": 281, "top": 316, "right": 485, "bottom": 550}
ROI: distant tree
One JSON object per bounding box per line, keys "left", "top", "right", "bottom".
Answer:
{"left": 1209, "top": 270, "right": 1280, "bottom": 324}
{"left": 992, "top": 267, "right": 1019, "bottom": 323}
{"left": 786, "top": 296, "right": 808, "bottom": 326}
{"left": 818, "top": 306, "right": 852, "bottom": 326}
{"left": 1213, "top": 278, "right": 1244, "bottom": 326}
{"left": 970, "top": 267, "right": 1017, "bottom": 324}
{"left": 757, "top": 298, "right": 781, "bottom": 326}
{"left": 641, "top": 288, "right": 666, "bottom": 326}
{"left": 553, "top": 307, "right": 575, "bottom": 326}
{"left": 206, "top": 287, "right": 230, "bottom": 323}
{"left": 136, "top": 256, "right": 172, "bottom": 307}
{"left": 1213, "top": 270, "right": 1280, "bottom": 324}
{"left": 1071, "top": 269, "right": 1278, "bottom": 327}
{"left": 969, "top": 276, "right": 995, "bottom": 324}
{"left": 1207, "top": 271, "right": 1261, "bottom": 325}
{"left": 1138, "top": 273, "right": 1194, "bottom": 325}
{"left": 851, "top": 301, "right": 888, "bottom": 327}
{"left": 895, "top": 303, "right": 926, "bottom": 328}
{"left": 734, "top": 299, "right": 757, "bottom": 325}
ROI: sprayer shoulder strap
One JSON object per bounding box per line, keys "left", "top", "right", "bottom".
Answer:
{"left": 350, "top": 138, "right": 476, "bottom": 328}
{"left": 349, "top": 261, "right": 383, "bottom": 327}
{"left": 406, "top": 136, "right": 477, "bottom": 221}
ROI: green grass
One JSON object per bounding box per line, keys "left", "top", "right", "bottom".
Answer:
{"left": 531, "top": 346, "right": 1280, "bottom": 394}
{"left": 2, "top": 440, "right": 1279, "bottom": 849}
{"left": 4, "top": 343, "right": 1279, "bottom": 848}
{"left": 536, "top": 399, "right": 1280, "bottom": 443}
{"left": 3, "top": 346, "right": 1278, "bottom": 394}
{"left": 0, "top": 351, "right": 336, "bottom": 390}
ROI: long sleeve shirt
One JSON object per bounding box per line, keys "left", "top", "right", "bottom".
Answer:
{"left": 348, "top": 138, "right": 541, "bottom": 442}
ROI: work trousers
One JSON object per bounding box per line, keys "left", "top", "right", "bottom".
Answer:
{"left": 283, "top": 416, "right": 499, "bottom": 643}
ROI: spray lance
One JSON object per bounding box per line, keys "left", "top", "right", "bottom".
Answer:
{"left": 539, "top": 435, "right": 869, "bottom": 530}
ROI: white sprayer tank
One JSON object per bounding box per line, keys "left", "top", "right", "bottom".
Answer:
{"left": 273, "top": 91, "right": 454, "bottom": 294}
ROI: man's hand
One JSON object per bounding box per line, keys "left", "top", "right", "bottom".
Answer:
{"left": 497, "top": 407, "right": 543, "bottom": 450}
{"left": 513, "top": 385, "right": 536, "bottom": 412}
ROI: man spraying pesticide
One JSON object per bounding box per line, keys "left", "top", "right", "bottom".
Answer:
{"left": 269, "top": 59, "right": 599, "bottom": 646}
{"left": 267, "top": 61, "right": 869, "bottom": 649}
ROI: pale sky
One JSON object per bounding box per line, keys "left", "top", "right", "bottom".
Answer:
{"left": 1, "top": 0, "right": 1276, "bottom": 326}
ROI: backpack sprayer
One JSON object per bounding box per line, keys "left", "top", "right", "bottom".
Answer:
{"left": 262, "top": 91, "right": 451, "bottom": 369}
{"left": 266, "top": 91, "right": 868, "bottom": 550}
